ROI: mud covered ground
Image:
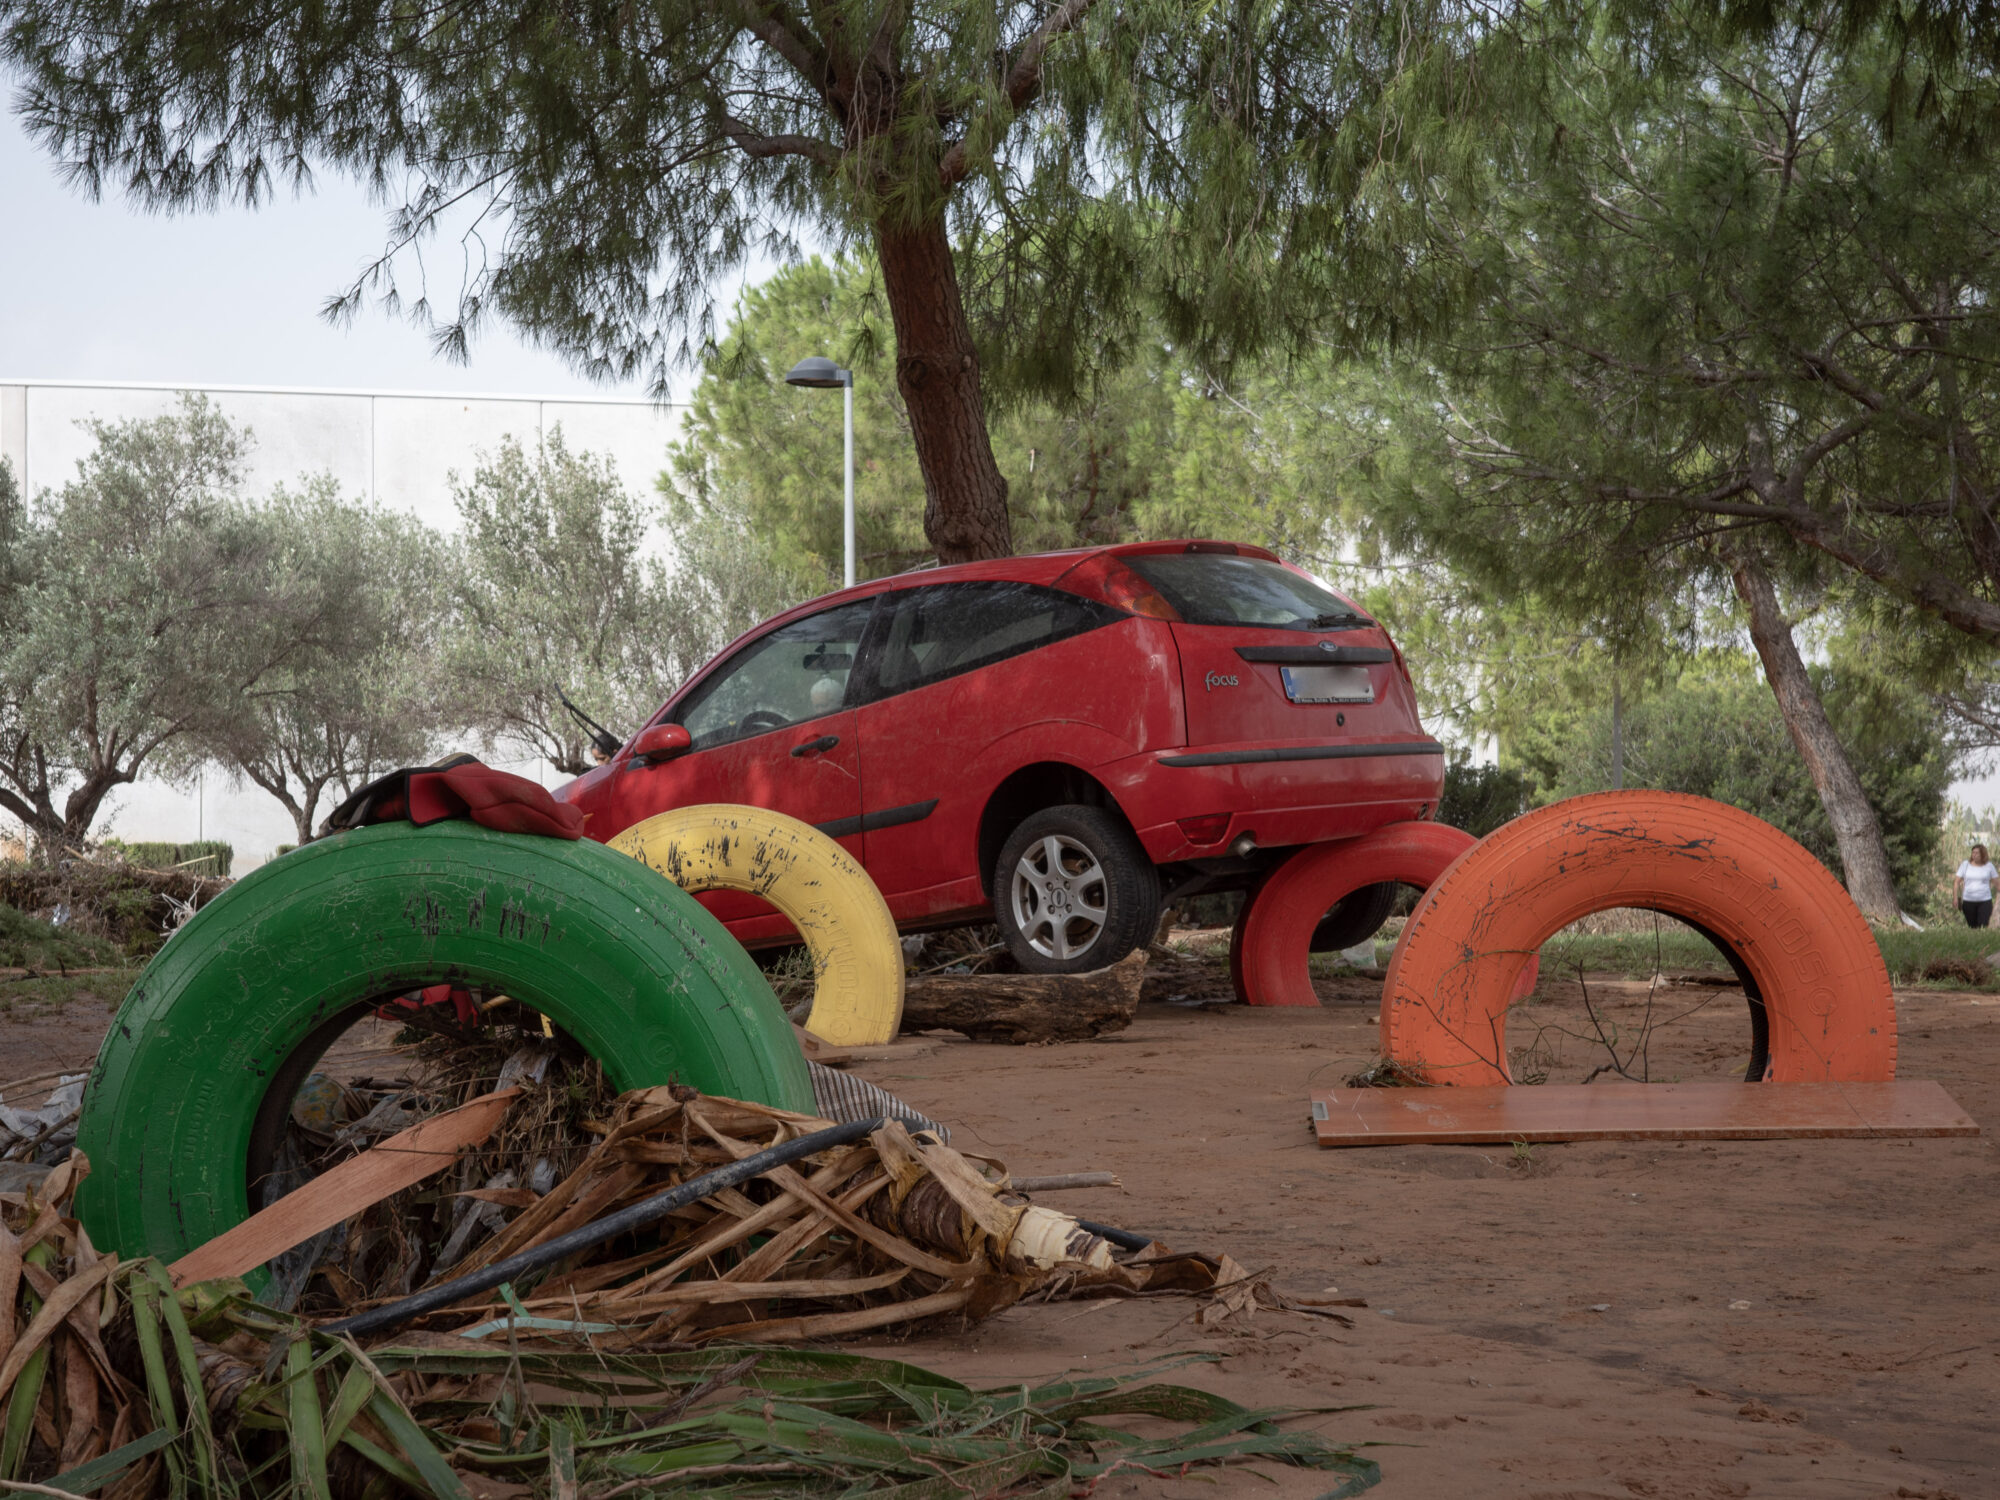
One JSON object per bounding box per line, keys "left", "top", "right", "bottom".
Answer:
{"left": 4, "top": 953, "right": 1994, "bottom": 1499}
{"left": 859, "top": 950, "right": 1998, "bottom": 1500}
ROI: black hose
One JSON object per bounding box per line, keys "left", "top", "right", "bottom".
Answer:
{"left": 321, "top": 1115, "right": 885, "bottom": 1338}
{"left": 1075, "top": 1218, "right": 1154, "bottom": 1253}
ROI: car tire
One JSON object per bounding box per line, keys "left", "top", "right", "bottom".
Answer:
{"left": 994, "top": 805, "right": 1159, "bottom": 975}
{"left": 608, "top": 803, "right": 905, "bottom": 1047}
{"left": 74, "top": 820, "right": 814, "bottom": 1270}
{"left": 1307, "top": 881, "right": 1400, "bottom": 953}
{"left": 1381, "top": 790, "right": 1895, "bottom": 1085}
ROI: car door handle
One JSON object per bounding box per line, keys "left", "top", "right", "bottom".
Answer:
{"left": 791, "top": 734, "right": 840, "bottom": 757}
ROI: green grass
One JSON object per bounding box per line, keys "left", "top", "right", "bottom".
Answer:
{"left": 0, "top": 903, "right": 125, "bottom": 971}
{"left": 0, "top": 904, "right": 140, "bottom": 1014}
{"left": 1532, "top": 924, "right": 1999, "bottom": 989}
{"left": 0, "top": 969, "right": 142, "bottom": 1015}
{"left": 1315, "top": 920, "right": 2000, "bottom": 989}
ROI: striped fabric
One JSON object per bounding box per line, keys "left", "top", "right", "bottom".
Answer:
{"left": 807, "top": 1062, "right": 949, "bottom": 1142}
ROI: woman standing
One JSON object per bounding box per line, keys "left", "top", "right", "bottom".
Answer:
{"left": 1955, "top": 844, "right": 1997, "bottom": 929}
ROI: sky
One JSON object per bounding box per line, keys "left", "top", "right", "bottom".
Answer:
{"left": 2, "top": 90, "right": 1995, "bottom": 851}
{"left": 0, "top": 106, "right": 718, "bottom": 401}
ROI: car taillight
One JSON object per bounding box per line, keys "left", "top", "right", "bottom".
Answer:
{"left": 1176, "top": 813, "right": 1232, "bottom": 844}
{"left": 1388, "top": 638, "right": 1413, "bottom": 684}
{"left": 1057, "top": 555, "right": 1182, "bottom": 621}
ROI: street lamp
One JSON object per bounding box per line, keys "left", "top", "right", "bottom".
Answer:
{"left": 784, "top": 356, "right": 855, "bottom": 587}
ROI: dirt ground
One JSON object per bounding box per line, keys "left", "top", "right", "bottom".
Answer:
{"left": 4, "top": 957, "right": 1995, "bottom": 1500}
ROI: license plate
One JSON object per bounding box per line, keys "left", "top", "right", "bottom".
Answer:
{"left": 1281, "top": 665, "right": 1374, "bottom": 704}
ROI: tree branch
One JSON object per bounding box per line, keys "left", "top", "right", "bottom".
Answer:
{"left": 719, "top": 114, "right": 841, "bottom": 166}
{"left": 938, "top": 0, "right": 1098, "bottom": 187}
{"left": 733, "top": 0, "right": 833, "bottom": 97}
{"left": 1781, "top": 509, "right": 2000, "bottom": 643}
{"left": 0, "top": 786, "right": 41, "bottom": 835}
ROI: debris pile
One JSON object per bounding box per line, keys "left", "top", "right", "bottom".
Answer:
{"left": 259, "top": 1024, "right": 617, "bottom": 1313}
{"left": 0, "top": 1150, "right": 1382, "bottom": 1497}
{"left": 0, "top": 854, "right": 227, "bottom": 954}
{"left": 298, "top": 1076, "right": 1252, "bottom": 1347}
{"left": 0, "top": 1074, "right": 86, "bottom": 1170}
{"left": 1920, "top": 954, "right": 1993, "bottom": 987}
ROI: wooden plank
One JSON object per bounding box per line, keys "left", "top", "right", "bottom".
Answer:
{"left": 1310, "top": 1080, "right": 1978, "bottom": 1148}
{"left": 791, "top": 1025, "right": 853, "bottom": 1067}
{"left": 168, "top": 1088, "right": 520, "bottom": 1285}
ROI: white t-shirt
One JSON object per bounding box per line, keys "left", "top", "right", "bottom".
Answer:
{"left": 1961, "top": 860, "right": 1998, "bottom": 903}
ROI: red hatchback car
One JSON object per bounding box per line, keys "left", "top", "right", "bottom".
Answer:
{"left": 556, "top": 541, "right": 1444, "bottom": 972}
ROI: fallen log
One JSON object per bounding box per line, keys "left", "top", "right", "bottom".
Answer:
{"left": 898, "top": 950, "right": 1146, "bottom": 1043}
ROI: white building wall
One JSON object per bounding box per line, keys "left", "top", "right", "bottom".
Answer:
{"left": 2, "top": 379, "right": 682, "bottom": 534}
{"left": 0, "top": 379, "right": 688, "bottom": 866}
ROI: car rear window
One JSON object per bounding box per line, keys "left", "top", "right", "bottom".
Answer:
{"left": 1123, "top": 554, "right": 1371, "bottom": 630}
{"left": 872, "top": 582, "right": 1119, "bottom": 696}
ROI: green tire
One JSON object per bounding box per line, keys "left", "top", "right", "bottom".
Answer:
{"left": 75, "top": 821, "right": 813, "bottom": 1264}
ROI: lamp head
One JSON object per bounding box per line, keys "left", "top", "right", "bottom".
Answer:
{"left": 784, "top": 355, "right": 850, "bottom": 388}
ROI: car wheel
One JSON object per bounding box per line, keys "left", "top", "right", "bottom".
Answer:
{"left": 1307, "top": 881, "right": 1399, "bottom": 953}
{"left": 994, "top": 805, "right": 1159, "bottom": 975}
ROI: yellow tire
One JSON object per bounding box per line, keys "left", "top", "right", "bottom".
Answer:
{"left": 608, "top": 804, "right": 905, "bottom": 1047}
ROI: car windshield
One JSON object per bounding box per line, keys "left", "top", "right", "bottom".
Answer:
{"left": 675, "top": 598, "right": 876, "bottom": 748}
{"left": 1123, "top": 554, "right": 1371, "bottom": 630}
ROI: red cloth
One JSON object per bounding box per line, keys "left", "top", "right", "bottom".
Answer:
{"left": 406, "top": 763, "right": 587, "bottom": 840}
{"left": 377, "top": 984, "right": 480, "bottom": 1026}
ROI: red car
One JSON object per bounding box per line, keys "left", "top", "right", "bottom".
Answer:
{"left": 556, "top": 541, "right": 1444, "bottom": 972}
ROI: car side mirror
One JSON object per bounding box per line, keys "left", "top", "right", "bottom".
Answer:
{"left": 629, "top": 723, "right": 691, "bottom": 764}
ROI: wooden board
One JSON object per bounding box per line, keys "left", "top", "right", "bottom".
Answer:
{"left": 168, "top": 1087, "right": 520, "bottom": 1285}
{"left": 1310, "top": 1080, "right": 1978, "bottom": 1148}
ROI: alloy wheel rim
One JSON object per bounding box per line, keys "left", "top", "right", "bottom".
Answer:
{"left": 1010, "top": 834, "right": 1109, "bottom": 961}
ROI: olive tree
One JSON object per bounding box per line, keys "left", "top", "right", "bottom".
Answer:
{"left": 0, "top": 397, "right": 315, "bottom": 851}
{"left": 198, "top": 481, "right": 453, "bottom": 843}
{"left": 444, "top": 432, "right": 677, "bottom": 776}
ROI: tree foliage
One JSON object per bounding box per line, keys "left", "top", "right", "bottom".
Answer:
{"left": 198, "top": 481, "right": 451, "bottom": 843}
{"left": 1523, "top": 658, "right": 1951, "bottom": 905}
{"left": 672, "top": 254, "right": 1189, "bottom": 579}
{"left": 670, "top": 253, "right": 1390, "bottom": 578}
{"left": 0, "top": 397, "right": 330, "bottom": 850}
{"left": 0, "top": 0, "right": 1507, "bottom": 562}
{"left": 445, "top": 432, "right": 680, "bottom": 776}
{"left": 1369, "top": 5, "right": 2000, "bottom": 647}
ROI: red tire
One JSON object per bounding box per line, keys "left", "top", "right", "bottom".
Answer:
{"left": 1379, "top": 791, "right": 1896, "bottom": 1085}
{"left": 1233, "top": 823, "right": 1518, "bottom": 1007}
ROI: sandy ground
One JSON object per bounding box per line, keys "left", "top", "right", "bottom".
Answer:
{"left": 852, "top": 956, "right": 1999, "bottom": 1500}
{"left": 4, "top": 959, "right": 1994, "bottom": 1500}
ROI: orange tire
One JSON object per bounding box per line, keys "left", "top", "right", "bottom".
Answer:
{"left": 1379, "top": 791, "right": 1895, "bottom": 1085}
{"left": 1231, "top": 823, "right": 1543, "bottom": 1006}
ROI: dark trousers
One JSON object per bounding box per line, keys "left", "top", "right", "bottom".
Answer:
{"left": 1965, "top": 899, "right": 1994, "bottom": 930}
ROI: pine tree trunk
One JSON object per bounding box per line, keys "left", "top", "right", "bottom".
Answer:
{"left": 1726, "top": 548, "right": 1903, "bottom": 923}
{"left": 1610, "top": 674, "right": 1624, "bottom": 790}
{"left": 874, "top": 215, "right": 1014, "bottom": 562}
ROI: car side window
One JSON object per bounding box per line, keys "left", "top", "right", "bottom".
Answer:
{"left": 676, "top": 599, "right": 876, "bottom": 749}
{"left": 871, "top": 582, "right": 1119, "bottom": 698}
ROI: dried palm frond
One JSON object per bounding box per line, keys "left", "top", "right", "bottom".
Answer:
{"left": 0, "top": 1154, "right": 1383, "bottom": 1498}
{"left": 374, "top": 1087, "right": 1239, "bottom": 1348}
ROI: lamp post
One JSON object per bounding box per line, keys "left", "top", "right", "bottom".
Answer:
{"left": 784, "top": 356, "right": 855, "bottom": 587}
